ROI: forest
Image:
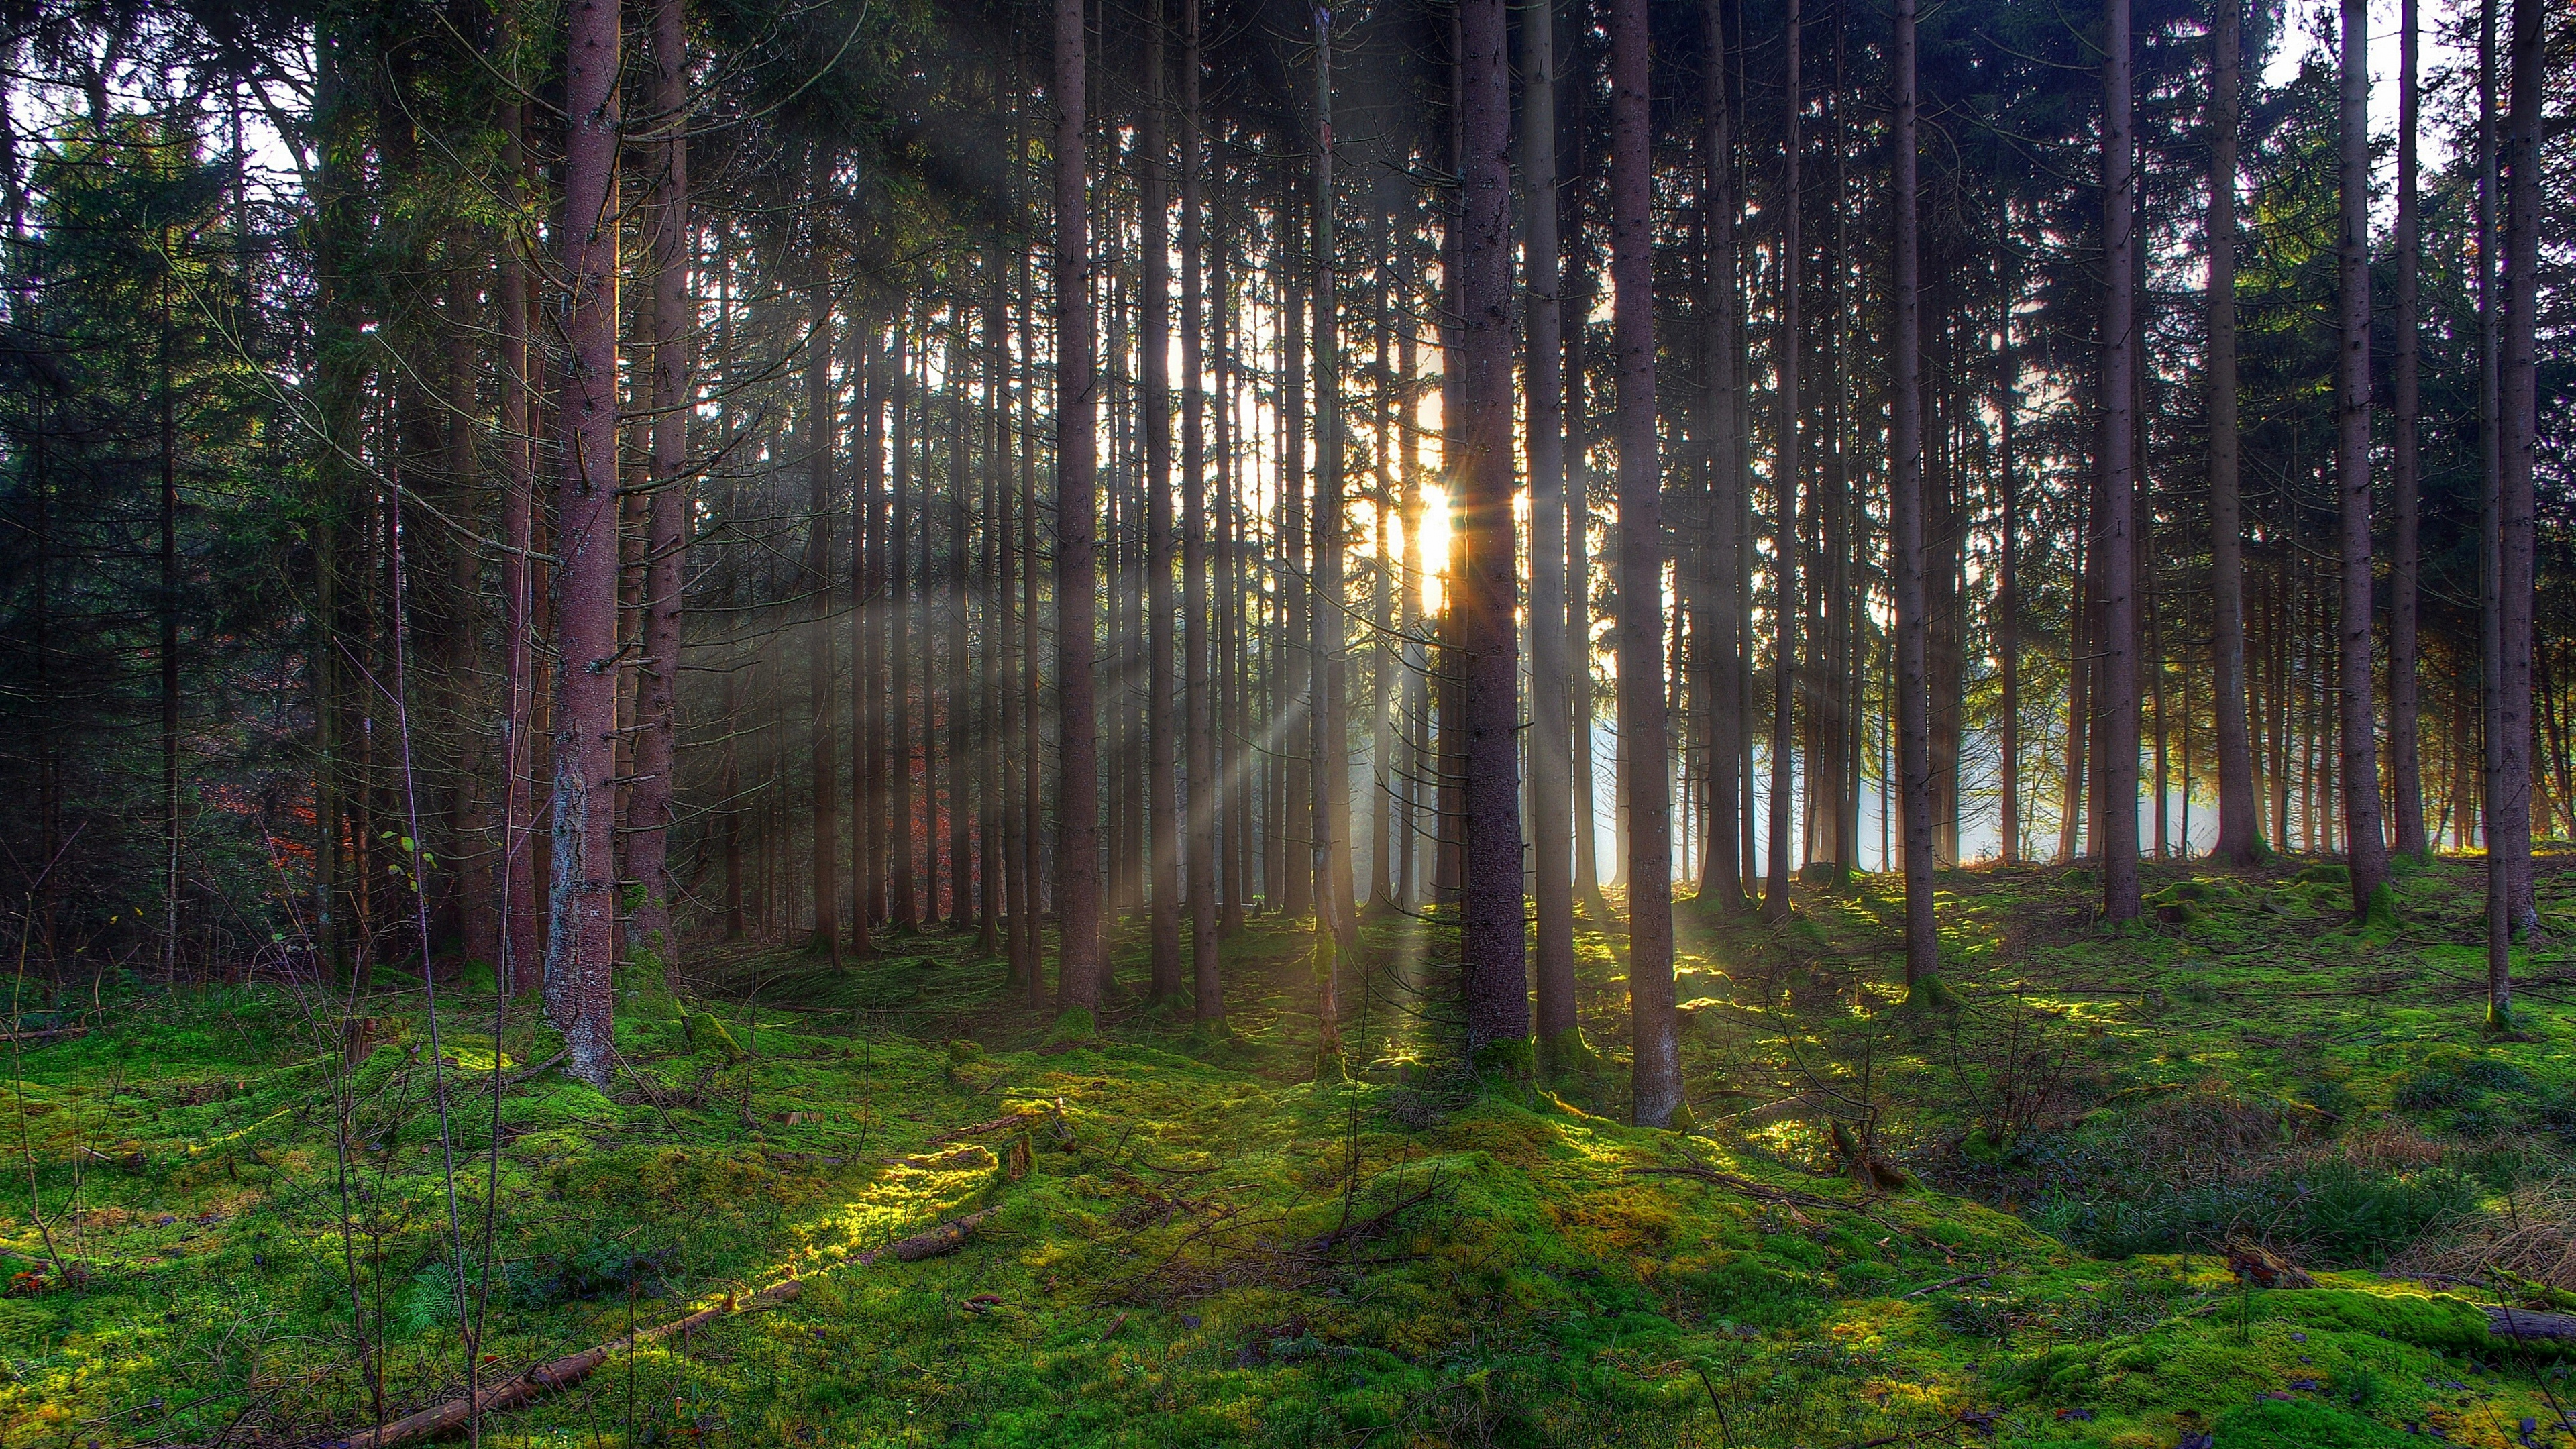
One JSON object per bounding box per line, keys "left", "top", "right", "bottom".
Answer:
{"left": 0, "top": 0, "right": 2573, "bottom": 1441}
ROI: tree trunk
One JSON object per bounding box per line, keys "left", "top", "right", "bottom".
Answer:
{"left": 2387, "top": 0, "right": 2426, "bottom": 862}
{"left": 1701, "top": 0, "right": 1748, "bottom": 914}
{"left": 1763, "top": 0, "right": 1801, "bottom": 922}
{"left": 547, "top": 0, "right": 623, "bottom": 1087}
{"left": 2334, "top": 0, "right": 2387, "bottom": 914}
{"left": 1142, "top": 11, "right": 1182, "bottom": 1000}
{"left": 498, "top": 101, "right": 541, "bottom": 989}
{"left": 804, "top": 227, "right": 845, "bottom": 968}
{"left": 890, "top": 322, "right": 918, "bottom": 930}
{"left": 1609, "top": 0, "right": 1676, "bottom": 1120}
{"left": 1311, "top": 11, "right": 1354, "bottom": 1055}
{"left": 2096, "top": 0, "right": 2142, "bottom": 922}
{"left": 1891, "top": 0, "right": 1937, "bottom": 989}
{"left": 1456, "top": 0, "right": 1531, "bottom": 1059}
{"left": 1525, "top": 0, "right": 1578, "bottom": 1061}
{"left": 1182, "top": 0, "right": 1220, "bottom": 1018}
{"left": 2206, "top": 0, "right": 2259, "bottom": 866}
{"left": 1053, "top": 0, "right": 1104, "bottom": 1017}
{"left": 2496, "top": 0, "right": 2543, "bottom": 976}
{"left": 630, "top": 0, "right": 690, "bottom": 983}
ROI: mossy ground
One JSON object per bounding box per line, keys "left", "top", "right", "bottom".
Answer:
{"left": 8, "top": 850, "right": 2576, "bottom": 1446}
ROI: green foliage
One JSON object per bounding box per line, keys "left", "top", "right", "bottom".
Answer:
{"left": 2032, "top": 1159, "right": 2477, "bottom": 1263}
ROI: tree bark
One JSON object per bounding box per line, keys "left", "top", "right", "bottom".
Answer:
{"left": 546, "top": 0, "right": 623, "bottom": 1087}
{"left": 2096, "top": 0, "right": 2142, "bottom": 922}
{"left": 1891, "top": 0, "right": 1937, "bottom": 989}
{"left": 804, "top": 213, "right": 845, "bottom": 968}
{"left": 498, "top": 99, "right": 541, "bottom": 991}
{"left": 1762, "top": 0, "right": 1801, "bottom": 922}
{"left": 2497, "top": 0, "right": 2543, "bottom": 964}
{"left": 1456, "top": 0, "right": 1532, "bottom": 1059}
{"left": 1182, "top": 0, "right": 1221, "bottom": 1019}
{"left": 2334, "top": 0, "right": 2387, "bottom": 914}
{"left": 1143, "top": 9, "right": 1182, "bottom": 1000}
{"left": 1525, "top": 0, "right": 1578, "bottom": 1061}
{"left": 1054, "top": 0, "right": 1104, "bottom": 1016}
{"left": 2387, "top": 0, "right": 2426, "bottom": 862}
{"left": 2206, "top": 0, "right": 2259, "bottom": 866}
{"left": 1700, "top": 0, "right": 1748, "bottom": 916}
{"left": 1610, "top": 0, "right": 1676, "bottom": 1120}
{"left": 1311, "top": 10, "right": 1354, "bottom": 1053}
{"left": 630, "top": 0, "right": 690, "bottom": 983}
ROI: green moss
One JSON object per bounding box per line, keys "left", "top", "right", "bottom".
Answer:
{"left": 2363, "top": 881, "right": 2399, "bottom": 930}
{"left": 2210, "top": 1397, "right": 2408, "bottom": 1446}
{"left": 1044, "top": 1006, "right": 1099, "bottom": 1044}
{"left": 2297, "top": 862, "right": 2352, "bottom": 885}
{"left": 1536, "top": 1026, "right": 1601, "bottom": 1079}
{"left": 1472, "top": 1035, "right": 1534, "bottom": 1084}
{"left": 21, "top": 857, "right": 2576, "bottom": 1447}
{"left": 680, "top": 1010, "right": 746, "bottom": 1062}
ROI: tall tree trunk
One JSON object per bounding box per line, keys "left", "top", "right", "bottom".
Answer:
{"left": 979, "top": 254, "right": 1006, "bottom": 959}
{"left": 1700, "top": 0, "right": 1748, "bottom": 915}
{"left": 1525, "top": 0, "right": 1578, "bottom": 1061}
{"left": 546, "top": 0, "right": 623, "bottom": 1087}
{"left": 1763, "top": 0, "right": 1800, "bottom": 922}
{"left": 2496, "top": 0, "right": 2543, "bottom": 979}
{"left": 2477, "top": 0, "right": 2507, "bottom": 1012}
{"left": 1053, "top": 0, "right": 1104, "bottom": 1016}
{"left": 854, "top": 315, "right": 882, "bottom": 949}
{"left": 2206, "top": 0, "right": 2259, "bottom": 865}
{"left": 1996, "top": 225, "right": 2021, "bottom": 866}
{"left": 1456, "top": 0, "right": 1531, "bottom": 1058}
{"left": 2096, "top": 0, "right": 2142, "bottom": 922}
{"left": 1311, "top": 9, "right": 1354, "bottom": 1053}
{"left": 1891, "top": 0, "right": 1937, "bottom": 989}
{"left": 2334, "top": 0, "right": 2387, "bottom": 914}
{"left": 804, "top": 223, "right": 845, "bottom": 967}
{"left": 948, "top": 328, "right": 971, "bottom": 933}
{"left": 498, "top": 100, "right": 541, "bottom": 989}
{"left": 894, "top": 323, "right": 922, "bottom": 930}
{"left": 1281, "top": 178, "right": 1313, "bottom": 922}
{"left": 1141, "top": 11, "right": 1181, "bottom": 998}
{"left": 1564, "top": 91, "right": 1607, "bottom": 918}
{"left": 1610, "top": 0, "right": 1676, "bottom": 1121}
{"left": 1182, "top": 0, "right": 1221, "bottom": 1018}
{"left": 1022, "top": 248, "right": 1046, "bottom": 997}
{"left": 631, "top": 0, "right": 690, "bottom": 983}
{"left": 2387, "top": 0, "right": 2426, "bottom": 862}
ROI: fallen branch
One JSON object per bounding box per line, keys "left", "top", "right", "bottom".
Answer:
{"left": 498, "top": 1050, "right": 565, "bottom": 1088}
{"left": 926, "top": 1108, "right": 1046, "bottom": 1146}
{"left": 1900, "top": 1271, "right": 1994, "bottom": 1300}
{"left": 320, "top": 1205, "right": 998, "bottom": 1448}
{"left": 0, "top": 1026, "right": 87, "bottom": 1046}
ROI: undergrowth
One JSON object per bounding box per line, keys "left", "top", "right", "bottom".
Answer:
{"left": 5, "top": 851, "right": 2576, "bottom": 1446}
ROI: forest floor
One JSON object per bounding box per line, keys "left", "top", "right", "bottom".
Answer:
{"left": 9, "top": 851, "right": 2576, "bottom": 1447}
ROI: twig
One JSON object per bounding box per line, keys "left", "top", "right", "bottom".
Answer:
{"left": 1900, "top": 1271, "right": 1994, "bottom": 1299}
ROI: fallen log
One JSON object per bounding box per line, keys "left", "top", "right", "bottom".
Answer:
{"left": 866, "top": 1208, "right": 996, "bottom": 1265}
{"left": 2485, "top": 1306, "right": 2576, "bottom": 1342}
{"left": 323, "top": 1205, "right": 996, "bottom": 1448}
